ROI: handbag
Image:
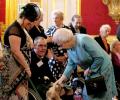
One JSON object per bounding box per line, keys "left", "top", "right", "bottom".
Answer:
{"left": 85, "top": 75, "right": 107, "bottom": 97}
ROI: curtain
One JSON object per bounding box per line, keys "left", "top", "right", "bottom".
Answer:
{"left": 5, "top": 0, "right": 18, "bottom": 26}
{"left": 40, "top": 0, "right": 81, "bottom": 29}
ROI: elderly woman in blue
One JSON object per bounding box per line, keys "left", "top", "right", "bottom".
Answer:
{"left": 52, "top": 28, "right": 118, "bottom": 100}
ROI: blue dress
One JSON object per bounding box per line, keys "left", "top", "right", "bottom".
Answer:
{"left": 63, "top": 34, "right": 117, "bottom": 100}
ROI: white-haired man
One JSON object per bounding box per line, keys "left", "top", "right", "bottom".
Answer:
{"left": 94, "top": 24, "right": 111, "bottom": 54}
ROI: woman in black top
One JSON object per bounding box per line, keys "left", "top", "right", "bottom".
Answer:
{"left": 3, "top": 3, "right": 41, "bottom": 99}
{"left": 29, "top": 10, "right": 47, "bottom": 40}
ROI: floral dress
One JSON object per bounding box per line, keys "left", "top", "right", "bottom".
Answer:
{"left": 0, "top": 21, "right": 32, "bottom": 100}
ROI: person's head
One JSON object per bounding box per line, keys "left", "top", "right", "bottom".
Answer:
{"left": 71, "top": 14, "right": 82, "bottom": 29}
{"left": 111, "top": 40, "right": 120, "bottom": 53}
{"left": 53, "top": 28, "right": 74, "bottom": 49}
{"left": 34, "top": 37, "right": 47, "bottom": 57}
{"left": 19, "top": 3, "right": 41, "bottom": 30}
{"left": 34, "top": 8, "right": 44, "bottom": 26}
{"left": 51, "top": 10, "right": 64, "bottom": 27}
{"left": 99, "top": 24, "right": 111, "bottom": 38}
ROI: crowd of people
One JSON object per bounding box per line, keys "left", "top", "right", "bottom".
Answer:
{"left": 0, "top": 2, "right": 120, "bottom": 100}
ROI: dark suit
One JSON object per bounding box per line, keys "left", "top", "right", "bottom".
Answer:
{"left": 116, "top": 24, "right": 120, "bottom": 41}
{"left": 94, "top": 36, "right": 110, "bottom": 54}
{"left": 69, "top": 23, "right": 87, "bottom": 34}
{"left": 29, "top": 25, "right": 47, "bottom": 41}
{"left": 30, "top": 50, "right": 55, "bottom": 100}
{"left": 30, "top": 50, "right": 55, "bottom": 85}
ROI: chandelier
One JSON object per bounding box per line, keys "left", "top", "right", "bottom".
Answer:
{"left": 102, "top": 0, "right": 120, "bottom": 24}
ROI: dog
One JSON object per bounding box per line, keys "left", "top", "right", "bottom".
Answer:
{"left": 46, "top": 83, "right": 64, "bottom": 100}
{"left": 46, "top": 83, "right": 73, "bottom": 100}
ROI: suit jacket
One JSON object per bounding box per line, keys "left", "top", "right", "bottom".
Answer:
{"left": 116, "top": 24, "right": 120, "bottom": 41}
{"left": 29, "top": 25, "right": 47, "bottom": 41}
{"left": 69, "top": 23, "right": 87, "bottom": 35}
{"left": 30, "top": 50, "right": 55, "bottom": 86}
{"left": 94, "top": 36, "right": 110, "bottom": 54}
{"left": 111, "top": 52, "right": 120, "bottom": 83}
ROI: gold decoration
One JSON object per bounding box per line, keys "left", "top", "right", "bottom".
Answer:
{"left": 102, "top": 0, "right": 120, "bottom": 24}
{"left": 102, "top": 0, "right": 110, "bottom": 5}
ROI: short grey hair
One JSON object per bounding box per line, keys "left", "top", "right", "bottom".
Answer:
{"left": 99, "top": 24, "right": 111, "bottom": 36}
{"left": 34, "top": 36, "right": 47, "bottom": 46}
{"left": 53, "top": 28, "right": 73, "bottom": 44}
{"left": 51, "top": 9, "right": 64, "bottom": 20}
{"left": 71, "top": 14, "right": 82, "bottom": 21}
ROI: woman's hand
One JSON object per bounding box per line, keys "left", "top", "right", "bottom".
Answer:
{"left": 55, "top": 79, "right": 64, "bottom": 87}
{"left": 55, "top": 75, "right": 67, "bottom": 86}
{"left": 25, "top": 68, "right": 31, "bottom": 77}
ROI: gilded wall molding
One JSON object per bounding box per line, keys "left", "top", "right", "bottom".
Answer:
{"left": 102, "top": 0, "right": 120, "bottom": 24}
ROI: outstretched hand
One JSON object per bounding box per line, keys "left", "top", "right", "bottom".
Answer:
{"left": 54, "top": 75, "right": 67, "bottom": 87}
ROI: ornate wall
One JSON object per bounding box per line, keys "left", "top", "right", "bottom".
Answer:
{"left": 0, "top": 0, "right": 118, "bottom": 35}
{"left": 81, "top": 0, "right": 117, "bottom": 35}
{"left": 0, "top": 0, "right": 5, "bottom": 40}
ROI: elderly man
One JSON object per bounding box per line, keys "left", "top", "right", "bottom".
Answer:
{"left": 69, "top": 14, "right": 87, "bottom": 34}
{"left": 30, "top": 37, "right": 55, "bottom": 100}
{"left": 94, "top": 24, "right": 111, "bottom": 54}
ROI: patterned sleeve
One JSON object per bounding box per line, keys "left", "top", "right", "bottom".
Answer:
{"left": 45, "top": 26, "right": 56, "bottom": 36}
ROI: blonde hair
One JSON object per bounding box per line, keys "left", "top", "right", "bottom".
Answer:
{"left": 51, "top": 9, "right": 64, "bottom": 20}
{"left": 99, "top": 24, "right": 111, "bottom": 37}
{"left": 53, "top": 28, "right": 73, "bottom": 44}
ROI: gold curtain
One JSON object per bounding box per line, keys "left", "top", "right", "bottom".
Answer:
{"left": 6, "top": 0, "right": 18, "bottom": 26}
{"left": 77, "top": 0, "right": 80, "bottom": 15}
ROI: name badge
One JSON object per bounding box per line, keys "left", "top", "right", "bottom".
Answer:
{"left": 37, "top": 60, "right": 43, "bottom": 67}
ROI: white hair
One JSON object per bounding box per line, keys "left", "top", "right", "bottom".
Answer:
{"left": 51, "top": 9, "right": 64, "bottom": 20}
{"left": 53, "top": 28, "right": 73, "bottom": 44}
{"left": 99, "top": 24, "right": 111, "bottom": 37}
